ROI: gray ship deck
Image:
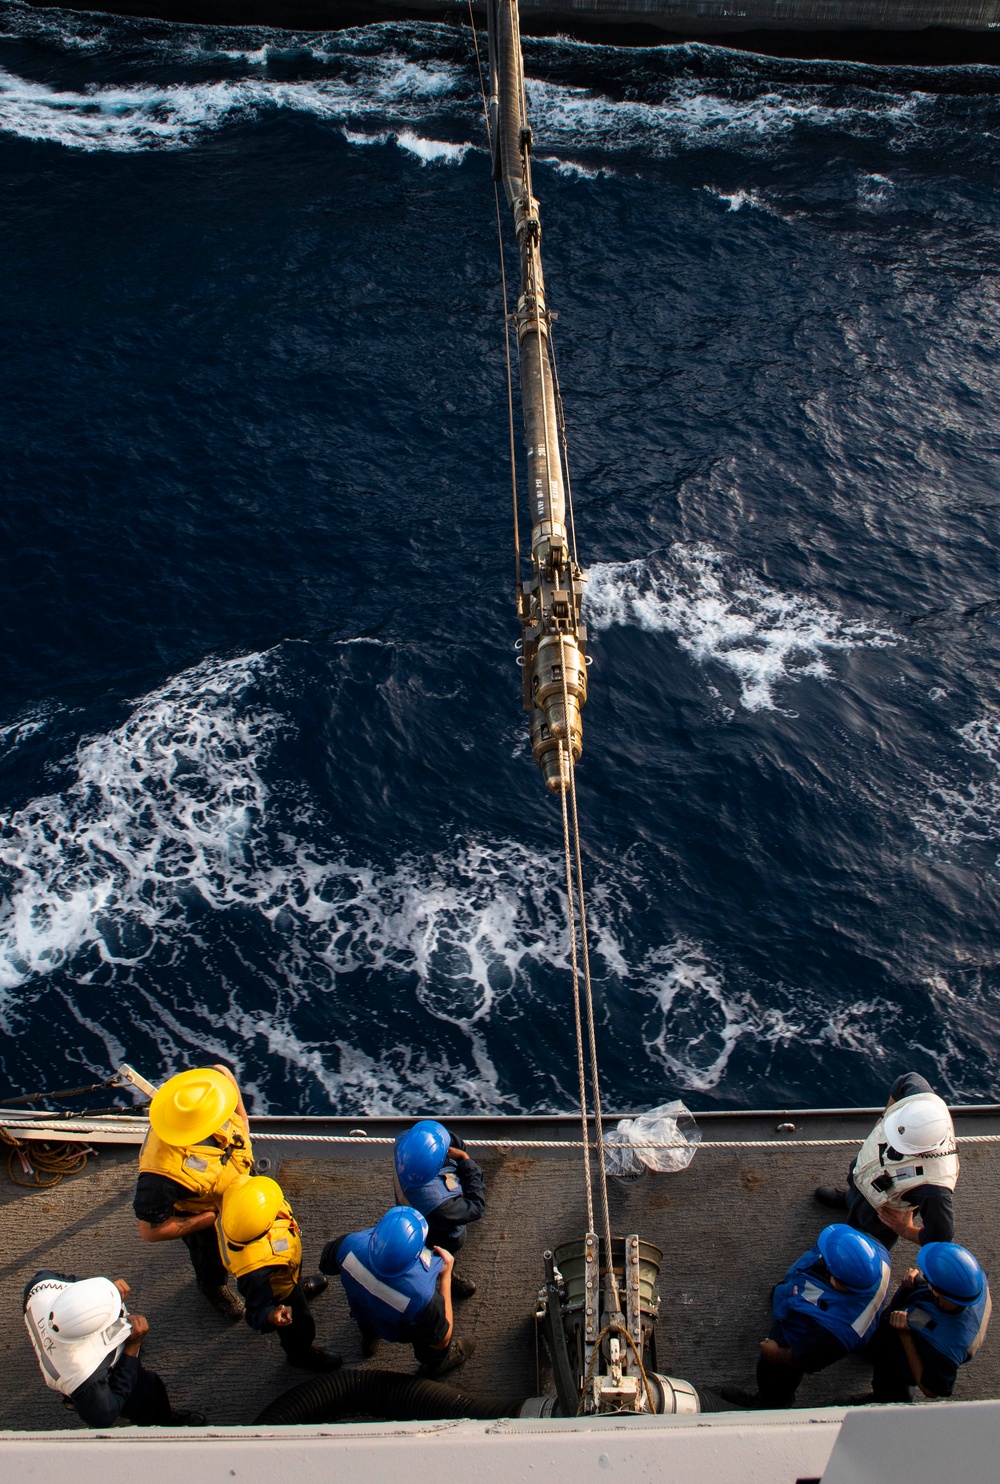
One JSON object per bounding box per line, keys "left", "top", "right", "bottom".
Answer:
{"left": 3, "top": 1109, "right": 999, "bottom": 1430}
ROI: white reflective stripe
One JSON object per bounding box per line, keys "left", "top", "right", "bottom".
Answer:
{"left": 342, "top": 1251, "right": 410, "bottom": 1314}
{"left": 800, "top": 1281, "right": 824, "bottom": 1307}
{"left": 851, "top": 1261, "right": 892, "bottom": 1336}
{"left": 969, "top": 1290, "right": 992, "bottom": 1358}
{"left": 23, "top": 1309, "right": 61, "bottom": 1383}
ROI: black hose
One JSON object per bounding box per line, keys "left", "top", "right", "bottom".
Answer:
{"left": 254, "top": 1368, "right": 518, "bottom": 1426}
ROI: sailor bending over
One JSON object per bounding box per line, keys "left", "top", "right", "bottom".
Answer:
{"left": 216, "top": 1175, "right": 340, "bottom": 1372}
{"left": 393, "top": 1120, "right": 485, "bottom": 1299}
{"left": 322, "top": 1206, "right": 475, "bottom": 1376}
{"left": 132, "top": 1066, "right": 254, "bottom": 1320}
{"left": 24, "top": 1272, "right": 204, "bottom": 1428}
{"left": 864, "top": 1242, "right": 991, "bottom": 1404}
{"left": 720, "top": 1226, "right": 891, "bottom": 1410}
{"left": 815, "top": 1072, "right": 957, "bottom": 1249}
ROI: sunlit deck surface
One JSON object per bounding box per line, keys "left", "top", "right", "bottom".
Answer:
{"left": 3, "top": 1108, "right": 1000, "bottom": 1429}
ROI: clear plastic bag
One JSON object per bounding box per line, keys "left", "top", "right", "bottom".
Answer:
{"left": 603, "top": 1100, "right": 700, "bottom": 1178}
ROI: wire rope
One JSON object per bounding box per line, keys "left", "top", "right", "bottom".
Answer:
{"left": 466, "top": 3, "right": 523, "bottom": 602}
{"left": 560, "top": 638, "right": 619, "bottom": 1314}
{"left": 558, "top": 738, "right": 595, "bottom": 1234}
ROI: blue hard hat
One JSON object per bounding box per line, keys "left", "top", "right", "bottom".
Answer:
{"left": 369, "top": 1206, "right": 429, "bottom": 1277}
{"left": 817, "top": 1225, "right": 887, "bottom": 1291}
{"left": 394, "top": 1121, "right": 450, "bottom": 1188}
{"left": 919, "top": 1243, "right": 985, "bottom": 1306}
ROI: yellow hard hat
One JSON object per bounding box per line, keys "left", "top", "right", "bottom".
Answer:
{"left": 221, "top": 1176, "right": 285, "bottom": 1244}
{"left": 149, "top": 1068, "right": 239, "bottom": 1146}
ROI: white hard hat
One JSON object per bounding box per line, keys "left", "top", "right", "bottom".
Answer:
{"left": 48, "top": 1278, "right": 123, "bottom": 1341}
{"left": 886, "top": 1094, "right": 953, "bottom": 1156}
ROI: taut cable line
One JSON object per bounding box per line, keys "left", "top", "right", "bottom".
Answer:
{"left": 466, "top": 1, "right": 522, "bottom": 602}
{"left": 478, "top": 0, "right": 623, "bottom": 1296}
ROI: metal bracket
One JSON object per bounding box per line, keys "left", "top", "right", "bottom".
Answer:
{"left": 625, "top": 1233, "right": 643, "bottom": 1357}
{"left": 584, "top": 1230, "right": 599, "bottom": 1346}
{"left": 115, "top": 1064, "right": 158, "bottom": 1099}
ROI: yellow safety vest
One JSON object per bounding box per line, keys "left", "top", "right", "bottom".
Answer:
{"left": 215, "top": 1204, "right": 302, "bottom": 1282}
{"left": 138, "top": 1111, "right": 255, "bottom": 1215}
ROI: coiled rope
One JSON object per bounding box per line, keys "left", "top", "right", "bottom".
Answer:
{"left": 0, "top": 1126, "right": 92, "bottom": 1188}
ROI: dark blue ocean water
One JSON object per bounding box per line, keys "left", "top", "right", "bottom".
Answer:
{"left": 3, "top": 3, "right": 1000, "bottom": 1115}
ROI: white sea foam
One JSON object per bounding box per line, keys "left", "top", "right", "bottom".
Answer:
{"left": 0, "top": 651, "right": 565, "bottom": 1102}
{"left": 704, "top": 185, "right": 776, "bottom": 214}
{"left": 0, "top": 51, "right": 463, "bottom": 152}
{"left": 635, "top": 937, "right": 897, "bottom": 1091}
{"left": 585, "top": 544, "right": 896, "bottom": 711}
{"left": 918, "top": 715, "right": 1000, "bottom": 859}
{"left": 858, "top": 171, "right": 895, "bottom": 208}
{"left": 0, "top": 652, "right": 277, "bottom": 991}
{"left": 0, "top": 645, "right": 907, "bottom": 1104}
{"left": 525, "top": 75, "right": 926, "bottom": 160}
{"left": 536, "top": 154, "right": 609, "bottom": 180}
{"left": 395, "top": 130, "right": 471, "bottom": 165}
{"left": 0, "top": 709, "right": 56, "bottom": 760}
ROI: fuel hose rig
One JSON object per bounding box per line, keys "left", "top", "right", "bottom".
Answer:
{"left": 477, "top": 0, "right": 710, "bottom": 1419}
{"left": 485, "top": 0, "right": 587, "bottom": 795}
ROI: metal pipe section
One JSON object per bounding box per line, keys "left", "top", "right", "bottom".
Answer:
{"left": 488, "top": 0, "right": 588, "bottom": 792}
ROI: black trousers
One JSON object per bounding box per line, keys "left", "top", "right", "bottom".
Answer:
{"left": 755, "top": 1321, "right": 805, "bottom": 1407}
{"left": 182, "top": 1226, "right": 228, "bottom": 1288}
{"left": 122, "top": 1364, "right": 174, "bottom": 1425}
{"left": 71, "top": 1361, "right": 173, "bottom": 1428}
{"left": 277, "top": 1280, "right": 316, "bottom": 1363}
{"left": 427, "top": 1226, "right": 467, "bottom": 1257}
{"left": 356, "top": 1320, "right": 446, "bottom": 1368}
{"left": 868, "top": 1324, "right": 918, "bottom": 1402}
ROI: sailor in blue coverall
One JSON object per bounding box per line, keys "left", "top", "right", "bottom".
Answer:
{"left": 321, "top": 1206, "right": 475, "bottom": 1376}
{"left": 720, "top": 1225, "right": 892, "bottom": 1409}
{"left": 393, "top": 1120, "right": 486, "bottom": 1298}
{"left": 867, "top": 1242, "right": 991, "bottom": 1403}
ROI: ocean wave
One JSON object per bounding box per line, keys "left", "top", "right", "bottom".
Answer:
{"left": 0, "top": 4, "right": 952, "bottom": 161}
{"left": 585, "top": 544, "right": 897, "bottom": 711}
{"left": 0, "top": 48, "right": 464, "bottom": 151}
{"left": 341, "top": 125, "right": 472, "bottom": 162}
{"left": 0, "top": 646, "right": 894, "bottom": 1106}
{"left": 703, "top": 184, "right": 783, "bottom": 215}
{"left": 0, "top": 708, "right": 57, "bottom": 761}
{"left": 0, "top": 652, "right": 277, "bottom": 993}
{"left": 536, "top": 153, "right": 612, "bottom": 180}
{"left": 639, "top": 937, "right": 898, "bottom": 1091}
{"left": 918, "top": 715, "right": 1000, "bottom": 861}
{"left": 525, "top": 74, "right": 927, "bottom": 159}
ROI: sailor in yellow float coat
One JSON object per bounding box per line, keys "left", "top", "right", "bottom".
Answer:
{"left": 216, "top": 1176, "right": 341, "bottom": 1372}
{"left": 132, "top": 1066, "right": 254, "bottom": 1320}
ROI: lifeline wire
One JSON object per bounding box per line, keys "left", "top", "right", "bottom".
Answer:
{"left": 5, "top": 1117, "right": 1000, "bottom": 1150}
